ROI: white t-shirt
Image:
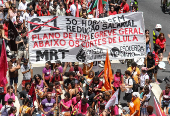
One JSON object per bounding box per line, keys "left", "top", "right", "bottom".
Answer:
{"left": 70, "top": 4, "right": 81, "bottom": 16}
{"left": 125, "top": 77, "right": 133, "bottom": 93}
{"left": 12, "top": 16, "right": 24, "bottom": 23}
{"left": 140, "top": 73, "right": 149, "bottom": 87}
{"left": 18, "top": 2, "right": 28, "bottom": 15}
{"left": 0, "top": 105, "right": 11, "bottom": 114}
{"left": 21, "top": 63, "right": 33, "bottom": 80}
{"left": 29, "top": 14, "right": 37, "bottom": 18}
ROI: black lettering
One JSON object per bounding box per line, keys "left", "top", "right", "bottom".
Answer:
{"left": 30, "top": 18, "right": 41, "bottom": 33}
{"left": 82, "top": 20, "right": 86, "bottom": 26}
{"left": 58, "top": 49, "right": 69, "bottom": 59}
{"left": 72, "top": 19, "right": 77, "bottom": 25}
{"left": 36, "top": 50, "right": 49, "bottom": 61}
{"left": 50, "top": 16, "right": 59, "bottom": 30}
{"left": 50, "top": 49, "right": 58, "bottom": 60}
{"left": 132, "top": 20, "right": 137, "bottom": 27}
{"left": 66, "top": 26, "right": 72, "bottom": 32}
{"left": 118, "top": 15, "right": 125, "bottom": 22}
{"left": 66, "top": 18, "right": 71, "bottom": 24}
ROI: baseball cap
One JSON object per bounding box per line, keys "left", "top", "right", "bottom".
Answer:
{"left": 74, "top": 62, "right": 79, "bottom": 65}
{"left": 132, "top": 92, "right": 139, "bottom": 97}
{"left": 66, "top": 9, "right": 71, "bottom": 13}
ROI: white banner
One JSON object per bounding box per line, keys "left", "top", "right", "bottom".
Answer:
{"left": 28, "top": 12, "right": 145, "bottom": 64}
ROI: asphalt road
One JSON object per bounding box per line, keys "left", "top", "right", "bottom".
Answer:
{"left": 13, "top": 0, "right": 170, "bottom": 115}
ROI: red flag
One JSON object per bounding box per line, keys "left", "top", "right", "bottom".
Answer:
{"left": 102, "top": 50, "right": 113, "bottom": 91}
{"left": 76, "top": 3, "right": 79, "bottom": 17}
{"left": 154, "top": 97, "right": 166, "bottom": 116}
{"left": 96, "top": 0, "right": 103, "bottom": 18}
{"left": 0, "top": 40, "right": 8, "bottom": 86}
{"left": 28, "top": 83, "right": 36, "bottom": 106}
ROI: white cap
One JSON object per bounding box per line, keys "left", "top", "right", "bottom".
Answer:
{"left": 132, "top": 92, "right": 139, "bottom": 97}
{"left": 155, "top": 24, "right": 162, "bottom": 29}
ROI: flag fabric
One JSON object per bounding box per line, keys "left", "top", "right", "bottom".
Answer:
{"left": 105, "top": 89, "right": 119, "bottom": 109}
{"left": 154, "top": 97, "right": 166, "bottom": 116}
{"left": 87, "top": 0, "right": 97, "bottom": 13}
{"left": 96, "top": 0, "right": 103, "bottom": 18}
{"left": 0, "top": 40, "right": 8, "bottom": 86}
{"left": 8, "top": 19, "right": 18, "bottom": 51}
{"left": 28, "top": 83, "right": 36, "bottom": 106}
{"left": 102, "top": 50, "right": 113, "bottom": 91}
{"left": 76, "top": 3, "right": 79, "bottom": 17}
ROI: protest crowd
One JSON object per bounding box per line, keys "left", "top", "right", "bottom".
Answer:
{"left": 0, "top": 0, "right": 169, "bottom": 116}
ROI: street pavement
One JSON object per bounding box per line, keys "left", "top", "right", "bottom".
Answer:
{"left": 11, "top": 0, "right": 170, "bottom": 115}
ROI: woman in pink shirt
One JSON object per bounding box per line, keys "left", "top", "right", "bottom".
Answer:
{"left": 113, "top": 69, "right": 124, "bottom": 101}
{"left": 60, "top": 92, "right": 72, "bottom": 114}
{"left": 8, "top": 106, "right": 17, "bottom": 116}
{"left": 4, "top": 86, "right": 15, "bottom": 106}
{"left": 77, "top": 98, "right": 89, "bottom": 115}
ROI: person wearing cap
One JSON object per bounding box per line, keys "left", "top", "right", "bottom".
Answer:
{"left": 15, "top": 29, "right": 29, "bottom": 60}
{"left": 113, "top": 69, "right": 124, "bottom": 101}
{"left": 69, "top": 62, "right": 83, "bottom": 80}
{"left": 129, "top": 92, "right": 140, "bottom": 116}
{"left": 127, "top": 62, "right": 140, "bottom": 92}
{"left": 8, "top": 54, "right": 21, "bottom": 96}
{"left": 20, "top": 59, "right": 33, "bottom": 91}
{"left": 66, "top": 9, "right": 71, "bottom": 16}
{"left": 139, "top": 67, "right": 149, "bottom": 94}
{"left": 153, "top": 24, "right": 162, "bottom": 47}
{"left": 42, "top": 61, "right": 51, "bottom": 85}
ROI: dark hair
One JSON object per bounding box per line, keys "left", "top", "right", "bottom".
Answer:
{"left": 33, "top": 74, "right": 42, "bottom": 83}
{"left": 71, "top": 80, "right": 75, "bottom": 88}
{"left": 143, "top": 86, "right": 149, "bottom": 97}
{"left": 93, "top": 76, "right": 99, "bottom": 82}
{"left": 8, "top": 106, "right": 16, "bottom": 115}
{"left": 147, "top": 106, "right": 154, "bottom": 115}
{"left": 89, "top": 84, "right": 94, "bottom": 90}
{"left": 100, "top": 103, "right": 105, "bottom": 110}
{"left": 16, "top": 16, "right": 20, "bottom": 19}
{"left": 46, "top": 61, "right": 51, "bottom": 65}
{"left": 23, "top": 113, "right": 30, "bottom": 116}
{"left": 64, "top": 92, "right": 70, "bottom": 98}
{"left": 22, "top": 98, "right": 30, "bottom": 105}
{"left": 41, "top": 4, "right": 47, "bottom": 9}
{"left": 8, "top": 98, "right": 13, "bottom": 104}
{"left": 165, "top": 84, "right": 170, "bottom": 89}
{"left": 125, "top": 70, "right": 131, "bottom": 76}
{"left": 25, "top": 82, "right": 31, "bottom": 89}
{"left": 69, "top": 71, "right": 75, "bottom": 77}
{"left": 131, "top": 62, "right": 137, "bottom": 67}
{"left": 7, "top": 86, "right": 13, "bottom": 92}
{"left": 87, "top": 106, "right": 95, "bottom": 116}
{"left": 81, "top": 98, "right": 88, "bottom": 105}
{"left": 76, "top": 91, "right": 82, "bottom": 96}
{"left": 145, "top": 29, "right": 149, "bottom": 33}
{"left": 147, "top": 52, "right": 153, "bottom": 58}
{"left": 154, "top": 44, "right": 161, "bottom": 52}
{"left": 158, "top": 33, "right": 165, "bottom": 39}
{"left": 55, "top": 81, "right": 60, "bottom": 85}
{"left": 49, "top": 83, "right": 54, "bottom": 88}
{"left": 21, "top": 29, "right": 26, "bottom": 34}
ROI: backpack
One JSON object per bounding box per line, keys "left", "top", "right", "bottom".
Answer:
{"left": 1, "top": 105, "right": 10, "bottom": 116}
{"left": 128, "top": 76, "right": 138, "bottom": 92}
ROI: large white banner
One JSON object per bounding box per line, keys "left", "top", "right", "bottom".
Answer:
{"left": 28, "top": 12, "right": 145, "bottom": 64}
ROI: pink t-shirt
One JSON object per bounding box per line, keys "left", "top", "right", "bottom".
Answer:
{"left": 0, "top": 104, "right": 2, "bottom": 110}
{"left": 149, "top": 114, "right": 156, "bottom": 116}
{"left": 72, "top": 97, "right": 78, "bottom": 106}
{"left": 60, "top": 99, "right": 72, "bottom": 112}
{"left": 113, "top": 74, "right": 123, "bottom": 87}
{"left": 77, "top": 101, "right": 89, "bottom": 115}
{"left": 4, "top": 93, "right": 15, "bottom": 106}
{"left": 9, "top": 114, "right": 15, "bottom": 116}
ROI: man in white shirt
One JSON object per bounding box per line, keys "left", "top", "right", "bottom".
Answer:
{"left": 56, "top": 3, "right": 66, "bottom": 16}
{"left": 49, "top": 0, "right": 60, "bottom": 14}
{"left": 18, "top": 0, "right": 28, "bottom": 16}
{"left": 123, "top": 70, "right": 133, "bottom": 104}
{"left": 23, "top": 8, "right": 30, "bottom": 26}
{"left": 70, "top": 0, "right": 81, "bottom": 16}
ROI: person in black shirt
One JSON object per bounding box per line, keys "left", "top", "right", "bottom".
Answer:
{"left": 84, "top": 85, "right": 95, "bottom": 107}
{"left": 63, "top": 71, "right": 75, "bottom": 92}
{"left": 19, "top": 82, "right": 33, "bottom": 107}
{"left": 144, "top": 52, "right": 155, "bottom": 80}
